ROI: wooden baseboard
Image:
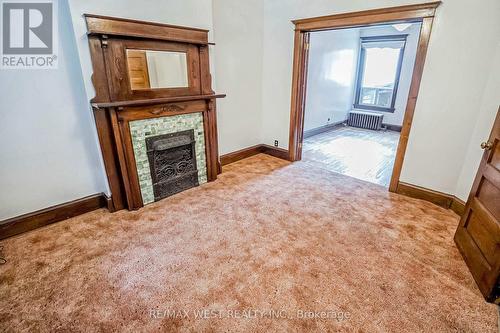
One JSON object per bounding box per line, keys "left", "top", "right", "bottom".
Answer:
{"left": 220, "top": 144, "right": 290, "bottom": 166}
{"left": 396, "top": 181, "right": 466, "bottom": 216}
{"left": 220, "top": 144, "right": 264, "bottom": 166}
{"left": 261, "top": 145, "right": 290, "bottom": 160}
{"left": 0, "top": 193, "right": 110, "bottom": 240}
{"left": 450, "top": 197, "right": 466, "bottom": 216}
{"left": 397, "top": 182, "right": 453, "bottom": 208}
{"left": 104, "top": 194, "right": 115, "bottom": 212}
{"left": 303, "top": 121, "right": 344, "bottom": 139}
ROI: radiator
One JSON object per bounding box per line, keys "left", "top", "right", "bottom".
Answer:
{"left": 347, "top": 111, "right": 383, "bottom": 130}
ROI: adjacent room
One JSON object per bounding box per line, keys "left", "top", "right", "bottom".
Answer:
{"left": 302, "top": 22, "right": 421, "bottom": 187}
{"left": 1, "top": 0, "right": 500, "bottom": 332}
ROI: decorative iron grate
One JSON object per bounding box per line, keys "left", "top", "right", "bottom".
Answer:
{"left": 146, "top": 129, "right": 199, "bottom": 201}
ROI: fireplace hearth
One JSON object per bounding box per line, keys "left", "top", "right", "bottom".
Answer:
{"left": 146, "top": 129, "right": 199, "bottom": 201}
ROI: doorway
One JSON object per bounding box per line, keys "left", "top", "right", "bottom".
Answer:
{"left": 301, "top": 22, "right": 421, "bottom": 187}
{"left": 288, "top": 2, "right": 440, "bottom": 192}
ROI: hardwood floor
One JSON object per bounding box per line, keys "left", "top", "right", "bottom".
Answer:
{"left": 302, "top": 126, "right": 400, "bottom": 187}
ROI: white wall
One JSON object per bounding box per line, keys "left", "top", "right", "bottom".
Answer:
{"left": 304, "top": 28, "right": 360, "bottom": 132}
{"left": 455, "top": 42, "right": 500, "bottom": 201}
{"left": 399, "top": 0, "right": 500, "bottom": 195}
{"left": 260, "top": 0, "right": 500, "bottom": 197}
{"left": 212, "top": 0, "right": 264, "bottom": 154}
{"left": 357, "top": 23, "right": 421, "bottom": 126}
{"left": 0, "top": 0, "right": 103, "bottom": 220}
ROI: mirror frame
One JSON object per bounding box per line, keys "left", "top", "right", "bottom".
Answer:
{"left": 105, "top": 38, "right": 201, "bottom": 101}
{"left": 126, "top": 49, "right": 190, "bottom": 90}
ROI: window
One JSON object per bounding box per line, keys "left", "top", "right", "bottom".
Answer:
{"left": 354, "top": 35, "right": 407, "bottom": 112}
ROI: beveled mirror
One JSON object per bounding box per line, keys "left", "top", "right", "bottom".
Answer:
{"left": 126, "top": 49, "right": 189, "bottom": 90}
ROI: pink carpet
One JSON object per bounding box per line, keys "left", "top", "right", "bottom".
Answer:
{"left": 0, "top": 154, "right": 496, "bottom": 332}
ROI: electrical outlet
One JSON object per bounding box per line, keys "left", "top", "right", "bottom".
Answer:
{"left": 274, "top": 140, "right": 279, "bottom": 147}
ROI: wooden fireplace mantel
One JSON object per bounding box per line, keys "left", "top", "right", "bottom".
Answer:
{"left": 92, "top": 94, "right": 226, "bottom": 109}
{"left": 85, "top": 14, "right": 225, "bottom": 212}
{"left": 84, "top": 14, "right": 211, "bottom": 45}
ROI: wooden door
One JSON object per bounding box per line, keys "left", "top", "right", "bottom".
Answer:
{"left": 455, "top": 108, "right": 500, "bottom": 303}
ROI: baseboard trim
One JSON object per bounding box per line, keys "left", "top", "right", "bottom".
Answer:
{"left": 221, "top": 144, "right": 290, "bottom": 166}
{"left": 383, "top": 123, "right": 402, "bottom": 132}
{"left": 303, "top": 121, "right": 344, "bottom": 139}
{"left": 104, "top": 194, "right": 115, "bottom": 212}
{"left": 396, "top": 181, "right": 465, "bottom": 216}
{"left": 450, "top": 197, "right": 466, "bottom": 217}
{"left": 220, "top": 145, "right": 264, "bottom": 166}
{"left": 0, "top": 193, "right": 110, "bottom": 240}
{"left": 261, "top": 144, "right": 290, "bottom": 160}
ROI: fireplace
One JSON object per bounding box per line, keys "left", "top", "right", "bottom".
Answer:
{"left": 130, "top": 112, "right": 208, "bottom": 205}
{"left": 86, "top": 14, "right": 225, "bottom": 211}
{"left": 146, "top": 129, "right": 199, "bottom": 201}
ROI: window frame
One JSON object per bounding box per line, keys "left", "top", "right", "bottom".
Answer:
{"left": 353, "top": 34, "right": 408, "bottom": 113}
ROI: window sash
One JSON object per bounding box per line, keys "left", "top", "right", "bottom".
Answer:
{"left": 354, "top": 35, "right": 407, "bottom": 113}
{"left": 361, "top": 40, "right": 406, "bottom": 49}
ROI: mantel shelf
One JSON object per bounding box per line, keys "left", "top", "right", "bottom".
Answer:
{"left": 92, "top": 94, "right": 226, "bottom": 109}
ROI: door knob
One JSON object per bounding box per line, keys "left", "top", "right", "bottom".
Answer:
{"left": 480, "top": 141, "right": 493, "bottom": 150}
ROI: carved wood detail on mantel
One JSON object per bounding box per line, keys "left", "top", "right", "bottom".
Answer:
{"left": 151, "top": 104, "right": 186, "bottom": 115}
{"left": 85, "top": 14, "right": 225, "bottom": 211}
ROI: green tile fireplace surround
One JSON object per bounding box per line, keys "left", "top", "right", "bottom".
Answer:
{"left": 129, "top": 112, "right": 208, "bottom": 205}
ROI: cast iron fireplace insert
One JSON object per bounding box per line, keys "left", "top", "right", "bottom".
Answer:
{"left": 146, "top": 129, "right": 199, "bottom": 201}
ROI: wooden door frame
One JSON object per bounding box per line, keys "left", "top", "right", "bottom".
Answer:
{"left": 288, "top": 1, "right": 441, "bottom": 192}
